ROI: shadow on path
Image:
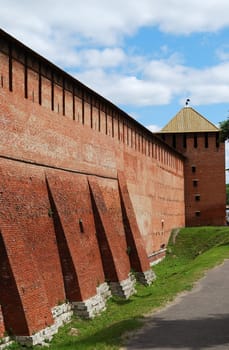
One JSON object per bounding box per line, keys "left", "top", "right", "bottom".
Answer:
{"left": 126, "top": 314, "right": 229, "bottom": 349}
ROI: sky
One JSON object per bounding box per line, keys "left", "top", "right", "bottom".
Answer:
{"left": 1, "top": 0, "right": 229, "bottom": 178}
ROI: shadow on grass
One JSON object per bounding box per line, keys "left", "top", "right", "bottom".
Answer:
{"left": 133, "top": 292, "right": 153, "bottom": 298}
{"left": 50, "top": 318, "right": 143, "bottom": 350}
{"left": 111, "top": 298, "right": 133, "bottom": 306}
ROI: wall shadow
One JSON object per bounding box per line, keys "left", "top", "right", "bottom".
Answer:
{"left": 125, "top": 314, "right": 229, "bottom": 349}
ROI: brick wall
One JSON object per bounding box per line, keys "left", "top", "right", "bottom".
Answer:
{"left": 0, "top": 30, "right": 185, "bottom": 339}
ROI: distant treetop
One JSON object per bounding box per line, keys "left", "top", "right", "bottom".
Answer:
{"left": 219, "top": 118, "right": 229, "bottom": 142}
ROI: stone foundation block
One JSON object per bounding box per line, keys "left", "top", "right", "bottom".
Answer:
{"left": 0, "top": 336, "right": 13, "bottom": 350}
{"left": 72, "top": 282, "right": 110, "bottom": 319}
{"left": 136, "top": 269, "right": 156, "bottom": 286}
{"left": 15, "top": 302, "right": 73, "bottom": 347}
{"left": 109, "top": 273, "right": 136, "bottom": 298}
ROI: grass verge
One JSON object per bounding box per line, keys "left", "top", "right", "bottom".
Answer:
{"left": 8, "top": 226, "right": 229, "bottom": 350}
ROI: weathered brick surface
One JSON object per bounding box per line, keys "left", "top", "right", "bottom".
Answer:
{"left": 118, "top": 170, "right": 150, "bottom": 273}
{"left": 119, "top": 150, "right": 185, "bottom": 257}
{"left": 0, "top": 161, "right": 60, "bottom": 335}
{"left": 162, "top": 133, "right": 226, "bottom": 226}
{"left": 46, "top": 171, "right": 105, "bottom": 301}
{"left": 89, "top": 177, "right": 131, "bottom": 282}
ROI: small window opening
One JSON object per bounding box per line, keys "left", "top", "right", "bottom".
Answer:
{"left": 195, "top": 211, "right": 201, "bottom": 217}
{"left": 205, "top": 133, "right": 208, "bottom": 148}
{"left": 183, "top": 134, "right": 187, "bottom": 148}
{"left": 216, "top": 133, "right": 220, "bottom": 148}
{"left": 194, "top": 134, "right": 198, "bottom": 148}
{"left": 195, "top": 194, "right": 200, "bottom": 201}
{"left": 192, "top": 165, "right": 196, "bottom": 173}
{"left": 193, "top": 179, "right": 198, "bottom": 187}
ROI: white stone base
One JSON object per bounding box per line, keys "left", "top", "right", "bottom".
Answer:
{"left": 136, "top": 269, "right": 156, "bottom": 286}
{"left": 14, "top": 283, "right": 111, "bottom": 346}
{"left": 109, "top": 273, "right": 136, "bottom": 298}
{"left": 72, "top": 282, "right": 111, "bottom": 318}
{"left": 150, "top": 256, "right": 165, "bottom": 266}
{"left": 148, "top": 248, "right": 167, "bottom": 266}
{"left": 0, "top": 336, "right": 13, "bottom": 350}
{"left": 15, "top": 302, "right": 73, "bottom": 347}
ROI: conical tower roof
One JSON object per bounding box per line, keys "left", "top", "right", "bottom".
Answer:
{"left": 161, "top": 107, "right": 219, "bottom": 133}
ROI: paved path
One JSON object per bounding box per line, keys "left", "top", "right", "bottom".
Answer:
{"left": 123, "top": 259, "right": 229, "bottom": 350}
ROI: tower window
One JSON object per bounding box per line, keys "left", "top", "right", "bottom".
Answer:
{"left": 172, "top": 134, "right": 176, "bottom": 148}
{"left": 183, "top": 134, "right": 187, "bottom": 148}
{"left": 195, "top": 194, "right": 200, "bottom": 201}
{"left": 194, "top": 134, "right": 198, "bottom": 148}
{"left": 205, "top": 133, "right": 208, "bottom": 148}
{"left": 216, "top": 133, "right": 220, "bottom": 148}
{"left": 195, "top": 211, "right": 201, "bottom": 217}
{"left": 193, "top": 179, "right": 199, "bottom": 187}
{"left": 192, "top": 165, "right": 196, "bottom": 173}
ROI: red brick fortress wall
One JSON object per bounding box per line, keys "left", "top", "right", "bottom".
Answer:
{"left": 0, "top": 29, "right": 185, "bottom": 343}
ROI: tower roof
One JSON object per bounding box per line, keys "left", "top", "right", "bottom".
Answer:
{"left": 160, "top": 107, "right": 219, "bottom": 133}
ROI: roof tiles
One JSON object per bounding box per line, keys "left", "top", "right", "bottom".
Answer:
{"left": 161, "top": 107, "right": 219, "bottom": 133}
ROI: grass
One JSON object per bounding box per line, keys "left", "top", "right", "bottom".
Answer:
{"left": 8, "top": 226, "right": 229, "bottom": 350}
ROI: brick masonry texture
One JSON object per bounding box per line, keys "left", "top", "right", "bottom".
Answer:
{"left": 160, "top": 133, "right": 226, "bottom": 226}
{"left": 0, "top": 29, "right": 225, "bottom": 346}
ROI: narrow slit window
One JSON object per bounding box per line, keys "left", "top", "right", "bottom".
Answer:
{"left": 216, "top": 133, "right": 220, "bottom": 148}
{"left": 90, "top": 97, "right": 93, "bottom": 128}
{"left": 205, "top": 133, "right": 208, "bottom": 148}
{"left": 183, "top": 134, "right": 187, "bottom": 148}
{"left": 51, "top": 72, "right": 54, "bottom": 111}
{"left": 62, "top": 78, "right": 65, "bottom": 116}
{"left": 8, "top": 43, "right": 13, "bottom": 92}
{"left": 38, "top": 62, "right": 42, "bottom": 105}
{"left": 193, "top": 179, "right": 199, "bottom": 187}
{"left": 195, "top": 194, "right": 200, "bottom": 201}
{"left": 72, "top": 87, "right": 75, "bottom": 120}
{"left": 172, "top": 134, "right": 176, "bottom": 148}
{"left": 24, "top": 55, "right": 28, "bottom": 99}
{"left": 82, "top": 92, "right": 85, "bottom": 124}
{"left": 192, "top": 165, "right": 196, "bottom": 173}
{"left": 194, "top": 134, "right": 198, "bottom": 148}
{"left": 98, "top": 105, "right": 101, "bottom": 132}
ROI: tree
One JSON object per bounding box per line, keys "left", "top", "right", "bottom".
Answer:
{"left": 219, "top": 118, "right": 229, "bottom": 142}
{"left": 226, "top": 184, "right": 229, "bottom": 205}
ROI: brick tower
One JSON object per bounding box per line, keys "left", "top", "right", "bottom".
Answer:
{"left": 158, "top": 106, "right": 226, "bottom": 226}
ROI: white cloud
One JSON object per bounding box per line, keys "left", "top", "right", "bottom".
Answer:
{"left": 2, "top": 0, "right": 229, "bottom": 110}
{"left": 146, "top": 124, "right": 162, "bottom": 132}
{"left": 2, "top": 0, "right": 229, "bottom": 51}
{"left": 73, "top": 56, "right": 229, "bottom": 108}
{"left": 76, "top": 69, "right": 173, "bottom": 106}
{"left": 216, "top": 45, "right": 229, "bottom": 61}
{"left": 78, "top": 48, "right": 126, "bottom": 68}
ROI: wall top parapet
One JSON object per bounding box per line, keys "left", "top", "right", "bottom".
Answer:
{"left": 0, "top": 28, "right": 184, "bottom": 161}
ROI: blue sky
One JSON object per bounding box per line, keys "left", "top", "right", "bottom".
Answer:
{"left": 1, "top": 0, "right": 229, "bottom": 175}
